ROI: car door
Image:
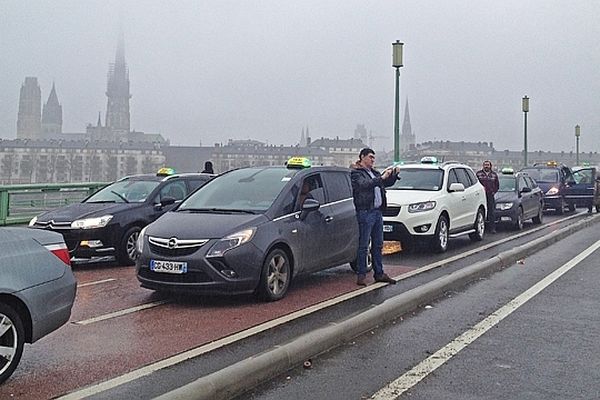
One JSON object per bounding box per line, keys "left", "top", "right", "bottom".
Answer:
{"left": 517, "top": 175, "right": 535, "bottom": 218}
{"left": 445, "top": 168, "right": 469, "bottom": 230}
{"left": 566, "top": 168, "right": 595, "bottom": 207}
{"left": 149, "top": 179, "right": 188, "bottom": 220}
{"left": 454, "top": 168, "right": 476, "bottom": 229}
{"left": 321, "top": 170, "right": 358, "bottom": 267}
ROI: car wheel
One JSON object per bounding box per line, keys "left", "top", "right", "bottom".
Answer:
{"left": 432, "top": 215, "right": 449, "bottom": 253}
{"left": 117, "top": 226, "right": 142, "bottom": 266}
{"left": 556, "top": 200, "right": 565, "bottom": 215}
{"left": 255, "top": 249, "right": 291, "bottom": 301}
{"left": 513, "top": 207, "right": 524, "bottom": 230}
{"left": 568, "top": 202, "right": 576, "bottom": 212}
{"left": 532, "top": 204, "right": 543, "bottom": 224}
{"left": 0, "top": 303, "right": 25, "bottom": 385}
{"left": 349, "top": 239, "right": 374, "bottom": 273}
{"left": 469, "top": 208, "right": 485, "bottom": 241}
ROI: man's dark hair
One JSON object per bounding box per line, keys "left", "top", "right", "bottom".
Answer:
{"left": 359, "top": 148, "right": 375, "bottom": 159}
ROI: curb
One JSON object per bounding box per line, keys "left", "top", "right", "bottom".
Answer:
{"left": 155, "top": 214, "right": 599, "bottom": 400}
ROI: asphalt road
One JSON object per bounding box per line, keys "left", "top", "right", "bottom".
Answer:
{"left": 246, "top": 219, "right": 600, "bottom": 400}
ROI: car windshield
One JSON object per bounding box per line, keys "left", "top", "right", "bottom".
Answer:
{"left": 86, "top": 179, "right": 160, "bottom": 203}
{"left": 521, "top": 168, "right": 559, "bottom": 183}
{"left": 498, "top": 176, "right": 517, "bottom": 192}
{"left": 389, "top": 168, "right": 444, "bottom": 191}
{"left": 178, "top": 167, "right": 296, "bottom": 212}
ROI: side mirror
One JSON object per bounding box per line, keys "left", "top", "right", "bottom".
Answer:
{"left": 299, "top": 198, "right": 320, "bottom": 220}
{"left": 160, "top": 196, "right": 176, "bottom": 207}
{"left": 448, "top": 183, "right": 465, "bottom": 192}
{"left": 520, "top": 186, "right": 532, "bottom": 193}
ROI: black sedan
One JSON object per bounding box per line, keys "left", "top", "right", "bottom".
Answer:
{"left": 29, "top": 171, "right": 214, "bottom": 265}
{"left": 494, "top": 169, "right": 544, "bottom": 230}
{"left": 136, "top": 159, "right": 359, "bottom": 301}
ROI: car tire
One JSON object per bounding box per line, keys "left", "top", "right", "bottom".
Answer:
{"left": 556, "top": 200, "right": 565, "bottom": 215}
{"left": 255, "top": 249, "right": 291, "bottom": 302}
{"left": 513, "top": 207, "right": 524, "bottom": 230}
{"left": 469, "top": 208, "right": 485, "bottom": 241}
{"left": 0, "top": 303, "right": 25, "bottom": 385}
{"left": 432, "top": 215, "right": 449, "bottom": 253}
{"left": 532, "top": 204, "right": 543, "bottom": 224}
{"left": 568, "top": 202, "right": 576, "bottom": 212}
{"left": 117, "top": 226, "right": 142, "bottom": 266}
{"left": 349, "top": 239, "right": 374, "bottom": 273}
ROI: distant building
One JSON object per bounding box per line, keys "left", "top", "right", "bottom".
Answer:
{"left": 105, "top": 32, "right": 131, "bottom": 135}
{"left": 308, "top": 137, "right": 365, "bottom": 167}
{"left": 17, "top": 77, "right": 41, "bottom": 139}
{"left": 41, "top": 82, "right": 63, "bottom": 136}
{"left": 400, "top": 99, "right": 415, "bottom": 153}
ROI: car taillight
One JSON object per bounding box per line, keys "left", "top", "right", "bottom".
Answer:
{"left": 44, "top": 243, "right": 72, "bottom": 266}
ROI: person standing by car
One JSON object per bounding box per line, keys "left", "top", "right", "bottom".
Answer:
{"left": 351, "top": 148, "right": 399, "bottom": 286}
{"left": 476, "top": 160, "right": 499, "bottom": 233}
{"left": 201, "top": 161, "right": 214, "bottom": 174}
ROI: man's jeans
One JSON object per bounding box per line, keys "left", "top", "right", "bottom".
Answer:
{"left": 356, "top": 209, "right": 384, "bottom": 277}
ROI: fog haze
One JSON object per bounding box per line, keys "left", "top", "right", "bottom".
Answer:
{"left": 1, "top": 0, "right": 599, "bottom": 152}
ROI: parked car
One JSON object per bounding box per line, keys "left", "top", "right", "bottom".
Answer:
{"left": 520, "top": 162, "right": 575, "bottom": 214}
{"left": 382, "top": 157, "right": 487, "bottom": 253}
{"left": 494, "top": 168, "right": 544, "bottom": 229}
{"left": 136, "top": 158, "right": 359, "bottom": 301}
{"left": 0, "top": 227, "right": 76, "bottom": 384}
{"left": 29, "top": 169, "right": 215, "bottom": 265}
{"left": 569, "top": 166, "right": 599, "bottom": 213}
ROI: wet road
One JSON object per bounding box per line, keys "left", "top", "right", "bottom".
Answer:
{"left": 0, "top": 212, "right": 588, "bottom": 399}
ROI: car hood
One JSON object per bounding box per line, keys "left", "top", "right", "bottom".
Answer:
{"left": 495, "top": 192, "right": 517, "bottom": 202}
{"left": 535, "top": 182, "right": 558, "bottom": 192}
{"left": 145, "top": 211, "right": 268, "bottom": 239}
{"left": 386, "top": 189, "right": 441, "bottom": 206}
{"left": 37, "top": 202, "right": 139, "bottom": 222}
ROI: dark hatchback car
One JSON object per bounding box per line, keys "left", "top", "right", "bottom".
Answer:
{"left": 136, "top": 159, "right": 359, "bottom": 301}
{"left": 494, "top": 169, "right": 544, "bottom": 229}
{"left": 29, "top": 170, "right": 214, "bottom": 265}
{"left": 520, "top": 162, "right": 575, "bottom": 214}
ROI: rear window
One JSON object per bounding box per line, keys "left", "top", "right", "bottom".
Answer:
{"left": 521, "top": 168, "right": 559, "bottom": 183}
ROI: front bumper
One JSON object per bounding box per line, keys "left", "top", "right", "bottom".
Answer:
{"left": 136, "top": 239, "right": 264, "bottom": 295}
{"left": 383, "top": 208, "right": 438, "bottom": 242}
{"left": 542, "top": 195, "right": 563, "bottom": 211}
{"left": 31, "top": 224, "right": 120, "bottom": 259}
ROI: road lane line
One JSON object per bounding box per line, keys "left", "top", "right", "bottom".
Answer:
{"left": 371, "top": 238, "right": 600, "bottom": 400}
{"left": 72, "top": 300, "right": 170, "bottom": 325}
{"left": 77, "top": 278, "right": 116, "bottom": 288}
{"left": 58, "top": 213, "right": 595, "bottom": 398}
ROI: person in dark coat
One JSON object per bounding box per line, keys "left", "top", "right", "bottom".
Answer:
{"left": 350, "top": 148, "right": 399, "bottom": 286}
{"left": 476, "top": 160, "right": 499, "bottom": 233}
{"left": 201, "top": 161, "right": 214, "bottom": 174}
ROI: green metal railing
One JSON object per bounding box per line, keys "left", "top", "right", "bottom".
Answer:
{"left": 0, "top": 182, "right": 108, "bottom": 226}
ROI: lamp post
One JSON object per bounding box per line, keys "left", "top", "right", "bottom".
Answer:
{"left": 392, "top": 40, "right": 404, "bottom": 162}
{"left": 575, "top": 124, "right": 581, "bottom": 166}
{"left": 522, "top": 95, "right": 529, "bottom": 167}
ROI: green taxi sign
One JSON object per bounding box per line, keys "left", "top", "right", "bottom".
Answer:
{"left": 156, "top": 167, "right": 176, "bottom": 176}
{"left": 286, "top": 157, "right": 312, "bottom": 169}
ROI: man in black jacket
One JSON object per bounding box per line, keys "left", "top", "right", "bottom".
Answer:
{"left": 351, "top": 148, "right": 399, "bottom": 286}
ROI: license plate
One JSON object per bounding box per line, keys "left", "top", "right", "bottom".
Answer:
{"left": 150, "top": 259, "right": 188, "bottom": 274}
{"left": 383, "top": 224, "right": 393, "bottom": 232}
{"left": 500, "top": 216, "right": 512, "bottom": 222}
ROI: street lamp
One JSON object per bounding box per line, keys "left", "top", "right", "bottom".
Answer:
{"left": 522, "top": 95, "right": 529, "bottom": 167}
{"left": 575, "top": 124, "right": 581, "bottom": 166}
{"left": 392, "top": 40, "right": 404, "bottom": 162}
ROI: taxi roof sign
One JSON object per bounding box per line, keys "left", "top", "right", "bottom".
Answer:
{"left": 501, "top": 167, "right": 514, "bottom": 174}
{"left": 157, "top": 167, "right": 176, "bottom": 176}
{"left": 286, "top": 157, "right": 312, "bottom": 169}
{"left": 420, "top": 156, "right": 438, "bottom": 164}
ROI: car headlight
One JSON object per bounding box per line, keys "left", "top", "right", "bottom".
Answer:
{"left": 206, "top": 228, "right": 256, "bottom": 258}
{"left": 408, "top": 201, "right": 436, "bottom": 213}
{"left": 29, "top": 216, "right": 38, "bottom": 227}
{"left": 136, "top": 226, "right": 148, "bottom": 254}
{"left": 546, "top": 187, "right": 559, "bottom": 196}
{"left": 71, "top": 215, "right": 113, "bottom": 229}
{"left": 495, "top": 202, "right": 514, "bottom": 211}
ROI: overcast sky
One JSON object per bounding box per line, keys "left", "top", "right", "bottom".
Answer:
{"left": 1, "top": 0, "right": 599, "bottom": 153}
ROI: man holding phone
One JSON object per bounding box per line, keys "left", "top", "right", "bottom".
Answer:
{"left": 350, "top": 148, "right": 399, "bottom": 286}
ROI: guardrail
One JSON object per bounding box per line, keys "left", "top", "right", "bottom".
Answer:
{"left": 0, "top": 182, "right": 108, "bottom": 226}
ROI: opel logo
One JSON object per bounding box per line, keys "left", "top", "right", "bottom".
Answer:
{"left": 168, "top": 238, "right": 178, "bottom": 249}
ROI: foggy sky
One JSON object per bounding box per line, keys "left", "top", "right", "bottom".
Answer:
{"left": 1, "top": 0, "right": 599, "bottom": 153}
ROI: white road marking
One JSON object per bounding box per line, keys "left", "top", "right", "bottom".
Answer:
{"left": 77, "top": 278, "right": 116, "bottom": 288}
{"left": 72, "top": 300, "right": 169, "bottom": 325}
{"left": 371, "top": 237, "right": 600, "bottom": 400}
{"left": 59, "top": 212, "right": 592, "bottom": 398}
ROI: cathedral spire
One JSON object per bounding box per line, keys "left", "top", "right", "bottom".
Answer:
{"left": 41, "top": 81, "right": 62, "bottom": 137}
{"left": 97, "top": 112, "right": 102, "bottom": 127}
{"left": 105, "top": 29, "right": 131, "bottom": 134}
{"left": 400, "top": 98, "right": 415, "bottom": 153}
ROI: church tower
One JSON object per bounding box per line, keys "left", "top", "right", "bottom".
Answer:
{"left": 41, "top": 82, "right": 63, "bottom": 137}
{"left": 17, "top": 77, "right": 42, "bottom": 139}
{"left": 105, "top": 32, "right": 131, "bottom": 134}
{"left": 400, "top": 99, "right": 416, "bottom": 153}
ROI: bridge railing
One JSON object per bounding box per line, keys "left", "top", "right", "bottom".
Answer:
{"left": 0, "top": 182, "right": 108, "bottom": 226}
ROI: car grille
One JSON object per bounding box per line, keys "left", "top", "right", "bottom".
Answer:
{"left": 149, "top": 243, "right": 200, "bottom": 257}
{"left": 383, "top": 206, "right": 401, "bottom": 217}
{"left": 34, "top": 220, "right": 72, "bottom": 229}
{"left": 148, "top": 236, "right": 208, "bottom": 257}
{"left": 138, "top": 268, "right": 212, "bottom": 283}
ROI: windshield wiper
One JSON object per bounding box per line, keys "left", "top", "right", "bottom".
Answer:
{"left": 86, "top": 200, "right": 117, "bottom": 203}
{"left": 111, "top": 190, "right": 129, "bottom": 203}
